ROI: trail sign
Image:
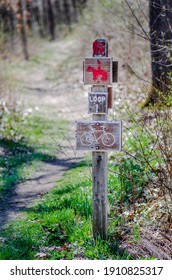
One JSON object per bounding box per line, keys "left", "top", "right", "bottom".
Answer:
{"left": 93, "top": 39, "right": 108, "bottom": 57}
{"left": 75, "top": 120, "right": 122, "bottom": 151}
{"left": 76, "top": 39, "right": 120, "bottom": 240}
{"left": 83, "top": 57, "right": 113, "bottom": 85}
{"left": 88, "top": 92, "right": 108, "bottom": 114}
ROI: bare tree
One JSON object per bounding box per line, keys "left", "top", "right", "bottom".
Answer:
{"left": 147, "top": 0, "right": 172, "bottom": 106}
{"left": 0, "top": 0, "right": 88, "bottom": 57}
{"left": 47, "top": 0, "right": 55, "bottom": 40}
{"left": 16, "top": 0, "right": 29, "bottom": 60}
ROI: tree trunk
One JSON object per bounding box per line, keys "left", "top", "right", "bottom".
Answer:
{"left": 147, "top": 0, "right": 172, "bottom": 106}
{"left": 47, "top": 0, "right": 55, "bottom": 40}
{"left": 71, "top": 0, "right": 78, "bottom": 23}
{"left": 16, "top": 0, "right": 29, "bottom": 60}
{"left": 9, "top": 6, "right": 15, "bottom": 52}
{"left": 32, "top": 0, "right": 44, "bottom": 37}
{"left": 64, "top": 0, "right": 71, "bottom": 26}
{"left": 42, "top": 0, "right": 48, "bottom": 35}
{"left": 54, "top": 0, "right": 62, "bottom": 25}
{"left": 26, "top": 0, "right": 33, "bottom": 30}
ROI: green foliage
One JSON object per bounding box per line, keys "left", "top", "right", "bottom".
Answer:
{"left": 119, "top": 158, "right": 146, "bottom": 202}
{"left": 0, "top": 164, "right": 132, "bottom": 260}
{"left": 133, "top": 225, "right": 140, "bottom": 244}
{"left": 0, "top": 111, "right": 26, "bottom": 142}
{"left": 0, "top": 106, "right": 67, "bottom": 200}
{"left": 0, "top": 30, "right": 7, "bottom": 52}
{"left": 125, "top": 105, "right": 172, "bottom": 217}
{"left": 108, "top": 156, "right": 147, "bottom": 206}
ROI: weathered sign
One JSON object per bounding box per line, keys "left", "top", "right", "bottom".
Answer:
{"left": 83, "top": 57, "right": 113, "bottom": 85}
{"left": 88, "top": 92, "right": 108, "bottom": 114}
{"left": 108, "top": 87, "right": 113, "bottom": 109}
{"left": 93, "top": 39, "right": 108, "bottom": 57}
{"left": 77, "top": 39, "right": 120, "bottom": 240}
{"left": 113, "top": 61, "right": 118, "bottom": 83}
{"left": 75, "top": 120, "right": 122, "bottom": 151}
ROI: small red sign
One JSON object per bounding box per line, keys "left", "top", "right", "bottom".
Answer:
{"left": 93, "top": 39, "right": 108, "bottom": 57}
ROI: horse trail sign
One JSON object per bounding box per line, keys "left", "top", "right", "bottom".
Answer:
{"left": 76, "top": 39, "right": 121, "bottom": 152}
{"left": 83, "top": 57, "right": 113, "bottom": 85}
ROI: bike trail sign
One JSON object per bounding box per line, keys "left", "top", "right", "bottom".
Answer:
{"left": 75, "top": 120, "right": 122, "bottom": 151}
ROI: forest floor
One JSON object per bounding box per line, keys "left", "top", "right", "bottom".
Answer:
{"left": 0, "top": 2, "right": 152, "bottom": 230}
{"left": 0, "top": 35, "right": 88, "bottom": 228}
{"left": 0, "top": 2, "right": 171, "bottom": 260}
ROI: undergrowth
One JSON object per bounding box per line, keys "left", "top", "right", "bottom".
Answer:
{"left": 0, "top": 101, "right": 67, "bottom": 201}
{"left": 0, "top": 162, "right": 132, "bottom": 260}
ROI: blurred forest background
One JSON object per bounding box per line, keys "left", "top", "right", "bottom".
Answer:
{"left": 0, "top": 0, "right": 171, "bottom": 260}
{"left": 0, "top": 0, "right": 87, "bottom": 59}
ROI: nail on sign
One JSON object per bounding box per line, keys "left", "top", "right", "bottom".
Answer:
{"left": 88, "top": 92, "right": 108, "bottom": 114}
{"left": 75, "top": 121, "right": 122, "bottom": 151}
{"left": 83, "top": 57, "right": 113, "bottom": 85}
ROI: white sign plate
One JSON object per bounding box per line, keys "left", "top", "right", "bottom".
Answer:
{"left": 75, "top": 121, "right": 122, "bottom": 151}
{"left": 88, "top": 92, "right": 108, "bottom": 114}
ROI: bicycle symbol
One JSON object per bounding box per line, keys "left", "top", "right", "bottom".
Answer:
{"left": 80, "top": 124, "right": 115, "bottom": 147}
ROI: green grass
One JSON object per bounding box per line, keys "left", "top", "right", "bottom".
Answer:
{"left": 0, "top": 109, "right": 157, "bottom": 260}
{"left": 0, "top": 162, "right": 132, "bottom": 260}
{"left": 0, "top": 112, "right": 67, "bottom": 201}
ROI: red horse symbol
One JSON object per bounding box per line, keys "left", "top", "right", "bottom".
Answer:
{"left": 87, "top": 61, "right": 108, "bottom": 81}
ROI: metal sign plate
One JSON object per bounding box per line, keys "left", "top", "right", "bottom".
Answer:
{"left": 83, "top": 57, "right": 113, "bottom": 85}
{"left": 93, "top": 39, "right": 108, "bottom": 57}
{"left": 88, "top": 92, "right": 108, "bottom": 114}
{"left": 75, "top": 121, "right": 122, "bottom": 151}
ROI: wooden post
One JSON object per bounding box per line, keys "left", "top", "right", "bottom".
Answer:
{"left": 92, "top": 110, "right": 108, "bottom": 239}
{"left": 76, "top": 39, "right": 120, "bottom": 240}
{"left": 92, "top": 151, "right": 108, "bottom": 239}
{"left": 91, "top": 42, "right": 108, "bottom": 239}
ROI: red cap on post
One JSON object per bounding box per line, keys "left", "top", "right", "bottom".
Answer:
{"left": 93, "top": 39, "right": 108, "bottom": 57}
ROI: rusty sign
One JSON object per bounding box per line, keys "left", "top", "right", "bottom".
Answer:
{"left": 93, "top": 39, "right": 108, "bottom": 57}
{"left": 113, "top": 61, "right": 118, "bottom": 83}
{"left": 83, "top": 57, "right": 113, "bottom": 85}
{"left": 88, "top": 92, "right": 108, "bottom": 114}
{"left": 75, "top": 121, "right": 122, "bottom": 151}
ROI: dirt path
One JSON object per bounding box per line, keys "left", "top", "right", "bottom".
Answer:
{"left": 0, "top": 37, "right": 88, "bottom": 229}
{"left": 0, "top": 34, "right": 150, "bottom": 230}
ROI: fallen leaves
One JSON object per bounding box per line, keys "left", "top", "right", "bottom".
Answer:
{"left": 35, "top": 242, "right": 72, "bottom": 259}
{"left": 35, "top": 252, "right": 50, "bottom": 260}
{"left": 115, "top": 185, "right": 172, "bottom": 259}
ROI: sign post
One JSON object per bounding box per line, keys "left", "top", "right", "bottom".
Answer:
{"left": 76, "top": 39, "right": 120, "bottom": 239}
